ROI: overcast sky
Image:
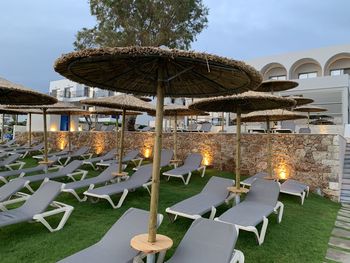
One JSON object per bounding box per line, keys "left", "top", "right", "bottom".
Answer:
{"left": 1, "top": 0, "right": 350, "bottom": 93}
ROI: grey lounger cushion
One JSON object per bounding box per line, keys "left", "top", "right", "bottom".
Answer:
{"left": 0, "top": 180, "right": 62, "bottom": 227}
{"left": 165, "top": 153, "right": 202, "bottom": 176}
{"left": 167, "top": 176, "right": 233, "bottom": 217}
{"left": 241, "top": 171, "right": 267, "bottom": 187}
{"left": 64, "top": 164, "right": 117, "bottom": 190}
{"left": 86, "top": 164, "right": 152, "bottom": 196}
{"left": 25, "top": 160, "right": 82, "bottom": 183}
{"left": 0, "top": 178, "right": 29, "bottom": 202}
{"left": 167, "top": 218, "right": 238, "bottom": 263}
{"left": 218, "top": 179, "right": 280, "bottom": 227}
{"left": 281, "top": 179, "right": 308, "bottom": 192}
{"left": 0, "top": 154, "right": 21, "bottom": 167}
{"left": 57, "top": 208, "right": 160, "bottom": 263}
{"left": 83, "top": 149, "right": 117, "bottom": 164}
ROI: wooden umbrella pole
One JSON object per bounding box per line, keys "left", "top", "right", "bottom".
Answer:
{"left": 68, "top": 112, "right": 72, "bottom": 152}
{"left": 266, "top": 117, "right": 272, "bottom": 177}
{"left": 173, "top": 113, "right": 177, "bottom": 160}
{"left": 115, "top": 114, "right": 119, "bottom": 150}
{"left": 117, "top": 109, "right": 126, "bottom": 173}
{"left": 1, "top": 113, "right": 4, "bottom": 142}
{"left": 28, "top": 113, "right": 32, "bottom": 147}
{"left": 222, "top": 112, "right": 225, "bottom": 132}
{"left": 43, "top": 108, "right": 48, "bottom": 163}
{"left": 235, "top": 108, "right": 241, "bottom": 189}
{"left": 307, "top": 112, "right": 310, "bottom": 128}
{"left": 148, "top": 71, "right": 165, "bottom": 243}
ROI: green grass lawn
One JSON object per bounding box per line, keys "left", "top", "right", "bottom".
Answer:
{"left": 0, "top": 157, "right": 340, "bottom": 263}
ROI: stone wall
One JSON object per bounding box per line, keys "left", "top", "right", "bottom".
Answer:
{"left": 16, "top": 131, "right": 345, "bottom": 201}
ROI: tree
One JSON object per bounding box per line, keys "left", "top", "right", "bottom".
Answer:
{"left": 75, "top": 0, "right": 209, "bottom": 130}
{"left": 74, "top": 0, "right": 209, "bottom": 50}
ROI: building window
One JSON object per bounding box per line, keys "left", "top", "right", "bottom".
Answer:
{"left": 51, "top": 89, "right": 58, "bottom": 98}
{"left": 108, "top": 90, "right": 115, "bottom": 96}
{"left": 269, "top": 75, "right": 287, "bottom": 80}
{"left": 330, "top": 68, "right": 350, "bottom": 76}
{"left": 84, "top": 86, "right": 90, "bottom": 97}
{"left": 64, "top": 87, "right": 71, "bottom": 98}
{"left": 298, "top": 72, "right": 317, "bottom": 79}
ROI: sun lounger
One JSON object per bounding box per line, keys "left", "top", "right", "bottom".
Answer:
{"left": 0, "top": 156, "right": 58, "bottom": 184}
{"left": 198, "top": 123, "right": 212, "bottom": 132}
{"left": 9, "top": 142, "right": 44, "bottom": 158}
{"left": 166, "top": 218, "right": 244, "bottom": 263}
{"left": 240, "top": 172, "right": 268, "bottom": 188}
{"left": 62, "top": 164, "right": 123, "bottom": 202}
{"left": 216, "top": 179, "right": 284, "bottom": 245}
{"left": 0, "top": 180, "right": 73, "bottom": 232}
{"left": 280, "top": 179, "right": 310, "bottom": 205}
{"left": 57, "top": 208, "right": 163, "bottom": 263}
{"left": 0, "top": 178, "right": 30, "bottom": 210}
{"left": 0, "top": 153, "right": 25, "bottom": 171}
{"left": 163, "top": 153, "right": 206, "bottom": 185}
{"left": 33, "top": 148, "right": 70, "bottom": 160}
{"left": 22, "top": 160, "right": 87, "bottom": 190}
{"left": 57, "top": 146, "right": 91, "bottom": 166}
{"left": 166, "top": 176, "right": 234, "bottom": 222}
{"left": 82, "top": 148, "right": 117, "bottom": 170}
{"left": 0, "top": 139, "right": 18, "bottom": 148}
{"left": 95, "top": 149, "right": 143, "bottom": 168}
{"left": 84, "top": 164, "right": 153, "bottom": 209}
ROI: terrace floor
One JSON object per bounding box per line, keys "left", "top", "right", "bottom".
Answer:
{"left": 0, "top": 157, "right": 340, "bottom": 263}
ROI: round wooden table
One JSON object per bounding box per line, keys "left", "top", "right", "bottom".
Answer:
{"left": 170, "top": 159, "right": 182, "bottom": 168}
{"left": 131, "top": 234, "right": 173, "bottom": 263}
{"left": 111, "top": 171, "right": 129, "bottom": 182}
{"left": 227, "top": 186, "right": 249, "bottom": 205}
{"left": 38, "top": 160, "right": 55, "bottom": 165}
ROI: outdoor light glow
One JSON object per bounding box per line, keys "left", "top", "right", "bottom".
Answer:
{"left": 78, "top": 126, "right": 82, "bottom": 131}
{"left": 50, "top": 124, "right": 57, "bottom": 132}
{"left": 201, "top": 149, "right": 212, "bottom": 166}
{"left": 276, "top": 161, "right": 289, "bottom": 180}
{"left": 144, "top": 148, "right": 152, "bottom": 158}
{"left": 56, "top": 134, "right": 67, "bottom": 150}
{"left": 93, "top": 132, "right": 106, "bottom": 154}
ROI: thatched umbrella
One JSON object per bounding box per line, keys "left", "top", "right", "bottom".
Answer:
{"left": 47, "top": 108, "right": 90, "bottom": 152}
{"left": 190, "top": 91, "right": 295, "bottom": 200}
{"left": 256, "top": 80, "right": 298, "bottom": 94}
{"left": 0, "top": 77, "right": 57, "bottom": 105}
{"left": 8, "top": 102, "right": 77, "bottom": 164}
{"left": 239, "top": 109, "right": 307, "bottom": 178}
{"left": 90, "top": 107, "right": 142, "bottom": 156}
{"left": 54, "top": 46, "right": 261, "bottom": 255}
{"left": 294, "top": 105, "right": 327, "bottom": 127}
{"left": 149, "top": 104, "right": 208, "bottom": 161}
{"left": 283, "top": 96, "right": 314, "bottom": 106}
{"left": 81, "top": 94, "right": 154, "bottom": 176}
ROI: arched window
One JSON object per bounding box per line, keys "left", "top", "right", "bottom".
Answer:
{"left": 260, "top": 63, "right": 287, "bottom": 80}
{"left": 289, "top": 58, "right": 322, "bottom": 79}
{"left": 324, "top": 53, "right": 350, "bottom": 76}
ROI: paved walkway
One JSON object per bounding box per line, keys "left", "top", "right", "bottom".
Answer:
{"left": 326, "top": 204, "right": 350, "bottom": 262}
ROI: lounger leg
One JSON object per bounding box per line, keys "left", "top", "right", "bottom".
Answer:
{"left": 25, "top": 183, "right": 35, "bottom": 193}
{"left": 101, "top": 189, "right": 129, "bottom": 209}
{"left": 209, "top": 206, "right": 217, "bottom": 220}
{"left": 184, "top": 172, "right": 192, "bottom": 185}
{"left": 301, "top": 191, "right": 306, "bottom": 205}
{"left": 274, "top": 201, "right": 284, "bottom": 223}
{"left": 143, "top": 182, "right": 152, "bottom": 195}
{"left": 306, "top": 186, "right": 310, "bottom": 197}
{"left": 63, "top": 157, "right": 71, "bottom": 166}
{"left": 258, "top": 217, "right": 269, "bottom": 245}
{"left": 167, "top": 212, "right": 177, "bottom": 223}
{"left": 198, "top": 166, "right": 206, "bottom": 178}
{"left": 33, "top": 204, "right": 74, "bottom": 232}
{"left": 156, "top": 250, "right": 167, "bottom": 263}
{"left": 0, "top": 176, "right": 8, "bottom": 184}
{"left": 146, "top": 254, "right": 156, "bottom": 263}
{"left": 230, "top": 249, "right": 245, "bottom": 263}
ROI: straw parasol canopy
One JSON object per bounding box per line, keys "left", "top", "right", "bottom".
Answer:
{"left": 189, "top": 92, "right": 296, "bottom": 201}
{"left": 294, "top": 105, "right": 327, "bottom": 127}
{"left": 256, "top": 80, "right": 298, "bottom": 93}
{"left": 282, "top": 96, "right": 314, "bottom": 106}
{"left": 55, "top": 45, "right": 262, "bottom": 252}
{"left": 239, "top": 109, "right": 307, "bottom": 178}
{"left": 90, "top": 107, "right": 142, "bottom": 116}
{"left": 81, "top": 94, "right": 154, "bottom": 177}
{"left": 0, "top": 77, "right": 57, "bottom": 105}
{"left": 54, "top": 46, "right": 262, "bottom": 98}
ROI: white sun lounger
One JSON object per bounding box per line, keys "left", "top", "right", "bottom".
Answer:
{"left": 0, "top": 153, "right": 25, "bottom": 171}
{"left": 95, "top": 149, "right": 143, "bottom": 168}
{"left": 216, "top": 179, "right": 284, "bottom": 245}
{"left": 166, "top": 176, "right": 234, "bottom": 221}
{"left": 0, "top": 178, "right": 30, "bottom": 210}
{"left": 166, "top": 218, "right": 244, "bottom": 263}
{"left": 163, "top": 153, "right": 206, "bottom": 185}
{"left": 82, "top": 148, "right": 117, "bottom": 170}
{"left": 57, "top": 146, "right": 91, "bottom": 166}
{"left": 62, "top": 163, "right": 124, "bottom": 202}
{"left": 240, "top": 172, "right": 268, "bottom": 188}
{"left": 33, "top": 148, "right": 70, "bottom": 160}
{"left": 0, "top": 180, "right": 73, "bottom": 232}
{"left": 280, "top": 179, "right": 310, "bottom": 205}
{"left": 9, "top": 142, "right": 44, "bottom": 158}
{"left": 57, "top": 208, "right": 163, "bottom": 263}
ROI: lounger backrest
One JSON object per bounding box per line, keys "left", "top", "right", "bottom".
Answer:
{"left": 0, "top": 153, "right": 20, "bottom": 166}
{"left": 98, "top": 164, "right": 118, "bottom": 180}
{"left": 183, "top": 153, "right": 203, "bottom": 169}
{"left": 19, "top": 180, "right": 62, "bottom": 215}
{"left": 99, "top": 208, "right": 154, "bottom": 248}
{"left": 72, "top": 146, "right": 89, "bottom": 156}
{"left": 202, "top": 176, "right": 233, "bottom": 198}
{"left": 128, "top": 164, "right": 153, "bottom": 184}
{"left": 0, "top": 178, "right": 28, "bottom": 202}
{"left": 160, "top": 149, "right": 174, "bottom": 167}
{"left": 59, "top": 160, "right": 82, "bottom": 174}
{"left": 122, "top": 150, "right": 139, "bottom": 161}
{"left": 199, "top": 123, "right": 212, "bottom": 132}
{"left": 105, "top": 148, "right": 117, "bottom": 158}
{"left": 245, "top": 179, "right": 280, "bottom": 206}
{"left": 168, "top": 218, "right": 237, "bottom": 263}
{"left": 32, "top": 142, "right": 44, "bottom": 150}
